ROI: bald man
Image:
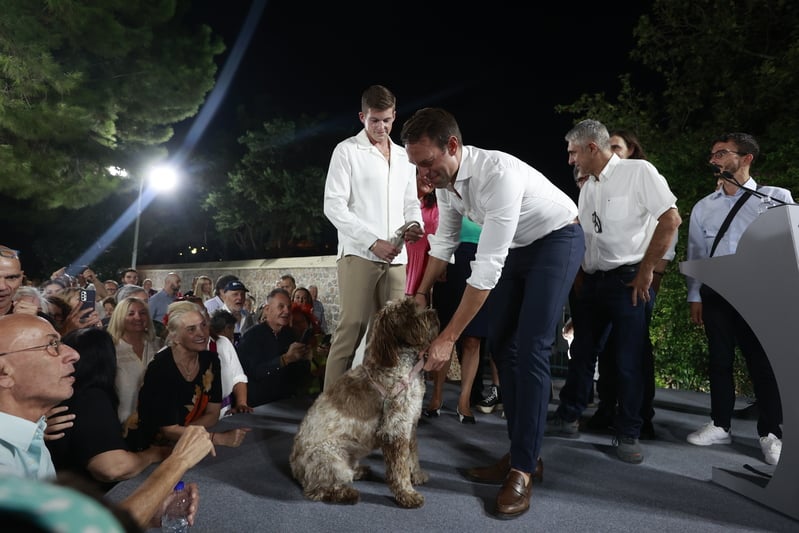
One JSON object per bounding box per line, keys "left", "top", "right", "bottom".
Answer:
{"left": 0, "top": 313, "right": 216, "bottom": 529}
{"left": 0, "top": 314, "right": 80, "bottom": 479}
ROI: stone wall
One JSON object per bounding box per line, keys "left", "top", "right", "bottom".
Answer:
{"left": 138, "top": 255, "right": 340, "bottom": 328}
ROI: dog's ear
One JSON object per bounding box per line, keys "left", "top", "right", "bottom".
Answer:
{"left": 368, "top": 301, "right": 401, "bottom": 367}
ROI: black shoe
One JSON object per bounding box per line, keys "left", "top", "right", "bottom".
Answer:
{"left": 476, "top": 384, "right": 503, "bottom": 414}
{"left": 639, "top": 419, "right": 656, "bottom": 440}
{"left": 423, "top": 404, "right": 443, "bottom": 418}
{"left": 457, "top": 406, "right": 476, "bottom": 424}
{"left": 585, "top": 410, "right": 615, "bottom": 432}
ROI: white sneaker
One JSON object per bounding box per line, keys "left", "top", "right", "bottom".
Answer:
{"left": 759, "top": 433, "right": 781, "bottom": 465}
{"left": 687, "top": 422, "right": 732, "bottom": 446}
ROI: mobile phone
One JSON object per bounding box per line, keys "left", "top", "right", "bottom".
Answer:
{"left": 79, "top": 289, "right": 96, "bottom": 313}
{"left": 300, "top": 328, "right": 314, "bottom": 344}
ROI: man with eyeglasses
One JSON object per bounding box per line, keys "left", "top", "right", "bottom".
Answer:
{"left": 685, "top": 132, "right": 793, "bottom": 466}
{"left": 0, "top": 312, "right": 218, "bottom": 529}
{"left": 0, "top": 313, "right": 80, "bottom": 479}
{"left": 0, "top": 246, "right": 25, "bottom": 316}
{"left": 548, "top": 119, "right": 680, "bottom": 465}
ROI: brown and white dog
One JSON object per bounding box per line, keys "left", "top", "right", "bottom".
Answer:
{"left": 289, "top": 297, "right": 439, "bottom": 508}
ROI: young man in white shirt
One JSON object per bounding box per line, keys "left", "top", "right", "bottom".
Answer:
{"left": 322, "top": 85, "right": 423, "bottom": 389}
{"left": 685, "top": 132, "right": 792, "bottom": 465}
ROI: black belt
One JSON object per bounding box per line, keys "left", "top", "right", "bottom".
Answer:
{"left": 589, "top": 262, "right": 641, "bottom": 279}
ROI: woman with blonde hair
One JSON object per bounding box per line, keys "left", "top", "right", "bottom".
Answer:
{"left": 107, "top": 297, "right": 163, "bottom": 427}
{"left": 127, "top": 301, "right": 250, "bottom": 450}
{"left": 191, "top": 275, "right": 214, "bottom": 303}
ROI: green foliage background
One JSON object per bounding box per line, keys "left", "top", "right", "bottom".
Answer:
{"left": 557, "top": 0, "right": 799, "bottom": 393}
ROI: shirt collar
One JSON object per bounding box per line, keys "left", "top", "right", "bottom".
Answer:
{"left": 712, "top": 176, "right": 756, "bottom": 199}
{"left": 596, "top": 153, "right": 621, "bottom": 181}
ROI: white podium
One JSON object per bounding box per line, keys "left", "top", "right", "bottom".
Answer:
{"left": 680, "top": 204, "right": 799, "bottom": 520}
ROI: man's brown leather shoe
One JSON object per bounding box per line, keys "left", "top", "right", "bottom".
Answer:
{"left": 495, "top": 470, "right": 532, "bottom": 519}
{"left": 465, "top": 453, "right": 543, "bottom": 485}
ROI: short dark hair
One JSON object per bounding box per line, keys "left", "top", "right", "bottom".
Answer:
{"left": 361, "top": 85, "right": 396, "bottom": 114}
{"left": 713, "top": 132, "right": 760, "bottom": 163}
{"left": 210, "top": 309, "right": 237, "bottom": 337}
{"left": 400, "top": 107, "right": 463, "bottom": 150}
{"left": 267, "top": 288, "right": 290, "bottom": 301}
{"left": 119, "top": 268, "right": 138, "bottom": 281}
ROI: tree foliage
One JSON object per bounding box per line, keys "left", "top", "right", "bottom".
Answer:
{"left": 557, "top": 0, "right": 798, "bottom": 393}
{"left": 203, "top": 118, "right": 329, "bottom": 256}
{"left": 0, "top": 0, "right": 223, "bottom": 208}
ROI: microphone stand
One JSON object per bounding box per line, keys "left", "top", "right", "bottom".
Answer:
{"left": 710, "top": 165, "right": 794, "bottom": 208}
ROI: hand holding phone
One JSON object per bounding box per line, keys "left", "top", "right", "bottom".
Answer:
{"left": 79, "top": 289, "right": 96, "bottom": 312}
{"left": 78, "top": 289, "right": 96, "bottom": 323}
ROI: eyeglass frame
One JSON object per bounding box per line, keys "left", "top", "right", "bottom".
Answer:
{"left": 0, "top": 337, "right": 63, "bottom": 358}
{"left": 591, "top": 211, "right": 603, "bottom": 234}
{"left": 709, "top": 149, "right": 744, "bottom": 160}
{"left": 0, "top": 247, "right": 20, "bottom": 259}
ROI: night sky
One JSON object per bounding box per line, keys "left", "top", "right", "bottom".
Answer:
{"left": 5, "top": 1, "right": 652, "bottom": 276}
{"left": 178, "top": 1, "right": 648, "bottom": 194}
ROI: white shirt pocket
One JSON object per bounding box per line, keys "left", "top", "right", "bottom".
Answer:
{"left": 604, "top": 196, "right": 629, "bottom": 221}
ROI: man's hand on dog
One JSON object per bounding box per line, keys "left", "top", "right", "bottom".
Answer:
{"left": 423, "top": 336, "right": 455, "bottom": 372}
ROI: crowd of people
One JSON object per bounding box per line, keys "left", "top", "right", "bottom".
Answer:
{"left": 0, "top": 83, "right": 792, "bottom": 526}
{"left": 0, "top": 253, "right": 333, "bottom": 529}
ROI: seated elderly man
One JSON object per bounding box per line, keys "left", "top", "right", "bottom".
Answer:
{"left": 0, "top": 313, "right": 215, "bottom": 529}
{"left": 237, "top": 288, "right": 313, "bottom": 406}
{"left": 219, "top": 279, "right": 256, "bottom": 345}
{"left": 0, "top": 314, "right": 80, "bottom": 479}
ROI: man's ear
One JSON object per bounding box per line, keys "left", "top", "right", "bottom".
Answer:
{"left": 0, "top": 359, "right": 15, "bottom": 389}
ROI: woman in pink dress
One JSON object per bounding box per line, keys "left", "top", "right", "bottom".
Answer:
{"left": 405, "top": 173, "right": 438, "bottom": 296}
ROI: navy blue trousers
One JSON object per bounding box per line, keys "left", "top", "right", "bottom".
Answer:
{"left": 558, "top": 265, "right": 650, "bottom": 438}
{"left": 490, "top": 222, "right": 584, "bottom": 473}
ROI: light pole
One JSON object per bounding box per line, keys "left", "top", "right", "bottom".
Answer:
{"left": 131, "top": 173, "right": 144, "bottom": 269}
{"left": 108, "top": 164, "right": 178, "bottom": 270}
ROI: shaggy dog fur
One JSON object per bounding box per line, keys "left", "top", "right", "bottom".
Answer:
{"left": 289, "top": 297, "right": 439, "bottom": 508}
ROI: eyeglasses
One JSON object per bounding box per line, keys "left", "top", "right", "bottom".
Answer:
{"left": 0, "top": 247, "right": 20, "bottom": 259}
{"left": 0, "top": 338, "right": 63, "bottom": 358}
{"left": 592, "top": 211, "right": 602, "bottom": 233}
{"left": 709, "top": 149, "right": 743, "bottom": 160}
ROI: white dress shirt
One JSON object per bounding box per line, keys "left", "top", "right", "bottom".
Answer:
{"left": 686, "top": 177, "right": 794, "bottom": 302}
{"left": 115, "top": 337, "right": 163, "bottom": 424}
{"left": 211, "top": 335, "right": 248, "bottom": 418}
{"left": 428, "top": 146, "right": 578, "bottom": 290}
{"left": 578, "top": 154, "right": 677, "bottom": 273}
{"left": 323, "top": 129, "right": 422, "bottom": 263}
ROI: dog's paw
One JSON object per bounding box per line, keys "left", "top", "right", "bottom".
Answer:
{"left": 411, "top": 469, "right": 429, "bottom": 485}
{"left": 353, "top": 464, "right": 372, "bottom": 480}
{"left": 395, "top": 490, "right": 424, "bottom": 509}
{"left": 307, "top": 485, "right": 360, "bottom": 505}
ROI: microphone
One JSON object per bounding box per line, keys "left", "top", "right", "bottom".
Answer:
{"left": 708, "top": 163, "right": 737, "bottom": 184}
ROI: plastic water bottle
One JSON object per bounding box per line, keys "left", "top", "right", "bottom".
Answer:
{"left": 161, "top": 480, "right": 189, "bottom": 533}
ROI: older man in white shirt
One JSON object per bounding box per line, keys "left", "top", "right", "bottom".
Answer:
{"left": 549, "top": 119, "right": 680, "bottom": 466}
